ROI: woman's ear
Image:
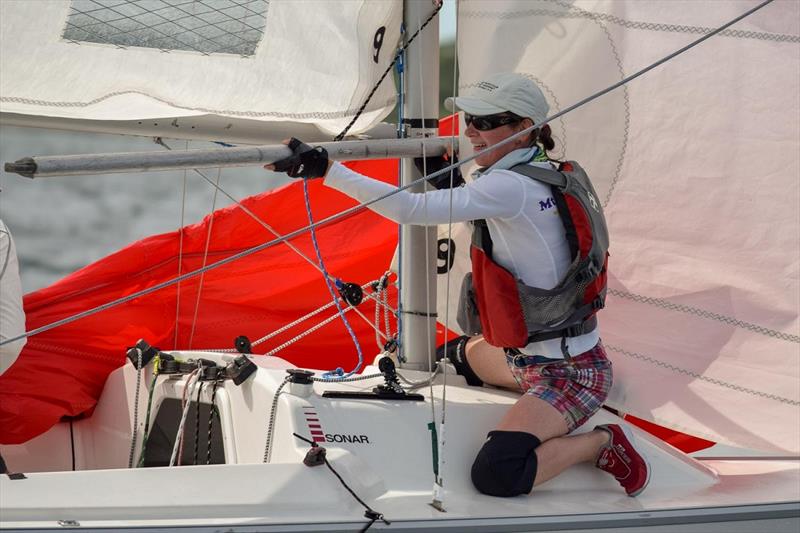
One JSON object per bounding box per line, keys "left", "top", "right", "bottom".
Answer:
{"left": 514, "top": 119, "right": 534, "bottom": 145}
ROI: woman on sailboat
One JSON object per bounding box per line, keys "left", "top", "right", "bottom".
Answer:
{"left": 268, "top": 72, "right": 649, "bottom": 498}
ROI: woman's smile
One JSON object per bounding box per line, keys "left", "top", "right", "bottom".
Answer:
{"left": 467, "top": 122, "right": 524, "bottom": 167}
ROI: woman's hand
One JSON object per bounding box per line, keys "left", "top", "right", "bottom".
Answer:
{"left": 264, "top": 138, "right": 331, "bottom": 179}
{"left": 414, "top": 150, "right": 464, "bottom": 190}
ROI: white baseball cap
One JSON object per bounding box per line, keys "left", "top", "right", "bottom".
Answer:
{"left": 445, "top": 72, "right": 549, "bottom": 125}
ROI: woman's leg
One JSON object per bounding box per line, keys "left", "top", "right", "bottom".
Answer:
{"left": 469, "top": 343, "right": 649, "bottom": 496}
{"left": 495, "top": 394, "right": 609, "bottom": 486}
{"left": 471, "top": 392, "right": 608, "bottom": 496}
{"left": 463, "top": 336, "right": 519, "bottom": 389}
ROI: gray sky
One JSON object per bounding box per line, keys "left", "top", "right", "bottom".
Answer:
{"left": 440, "top": 0, "right": 456, "bottom": 43}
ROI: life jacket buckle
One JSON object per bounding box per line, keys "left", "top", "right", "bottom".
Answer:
{"left": 512, "top": 354, "right": 529, "bottom": 368}
{"left": 564, "top": 324, "right": 585, "bottom": 337}
{"left": 505, "top": 349, "right": 533, "bottom": 368}
{"left": 575, "top": 264, "right": 595, "bottom": 284}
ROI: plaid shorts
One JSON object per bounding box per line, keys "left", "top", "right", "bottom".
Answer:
{"left": 507, "top": 342, "right": 612, "bottom": 432}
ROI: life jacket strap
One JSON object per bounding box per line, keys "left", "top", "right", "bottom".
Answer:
{"left": 525, "top": 315, "right": 598, "bottom": 343}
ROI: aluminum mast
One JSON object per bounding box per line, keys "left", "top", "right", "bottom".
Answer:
{"left": 398, "top": 0, "right": 441, "bottom": 370}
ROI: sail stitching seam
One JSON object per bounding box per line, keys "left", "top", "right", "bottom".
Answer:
{"left": 462, "top": 5, "right": 800, "bottom": 44}
{"left": 460, "top": 14, "right": 631, "bottom": 209}
{"left": 605, "top": 344, "right": 800, "bottom": 406}
{"left": 0, "top": 93, "right": 396, "bottom": 120}
{"left": 3, "top": 0, "right": 779, "bottom": 348}
{"left": 589, "top": 19, "right": 630, "bottom": 208}
{"left": 608, "top": 288, "right": 800, "bottom": 343}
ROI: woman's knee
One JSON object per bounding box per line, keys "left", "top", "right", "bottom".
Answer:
{"left": 471, "top": 430, "right": 541, "bottom": 497}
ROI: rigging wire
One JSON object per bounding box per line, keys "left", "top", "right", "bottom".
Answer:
{"left": 187, "top": 167, "right": 222, "bottom": 349}
{"left": 298, "top": 1, "right": 444, "bottom": 378}
{"left": 261, "top": 302, "right": 360, "bottom": 358}
{"left": 174, "top": 150, "right": 188, "bottom": 350}
{"left": 155, "top": 141, "right": 385, "bottom": 376}
{"left": 155, "top": 139, "right": 347, "bottom": 286}
{"left": 442, "top": 0, "right": 460, "bottom": 428}
{"left": 301, "top": 178, "right": 364, "bottom": 379}
{"left": 395, "top": 25, "right": 406, "bottom": 364}
{"left": 199, "top": 279, "right": 396, "bottom": 353}
{"left": 151, "top": 143, "right": 397, "bottom": 318}
{"left": 432, "top": 0, "right": 461, "bottom": 508}
{"left": 1, "top": 0, "right": 774, "bottom": 348}
{"left": 156, "top": 139, "right": 395, "bottom": 371}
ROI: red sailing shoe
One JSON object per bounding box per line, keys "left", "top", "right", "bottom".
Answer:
{"left": 595, "top": 424, "right": 651, "bottom": 497}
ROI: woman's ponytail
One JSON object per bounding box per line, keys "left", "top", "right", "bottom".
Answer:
{"left": 537, "top": 124, "right": 555, "bottom": 151}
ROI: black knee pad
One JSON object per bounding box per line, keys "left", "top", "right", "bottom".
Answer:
{"left": 471, "top": 430, "right": 541, "bottom": 497}
{"left": 435, "top": 336, "right": 483, "bottom": 387}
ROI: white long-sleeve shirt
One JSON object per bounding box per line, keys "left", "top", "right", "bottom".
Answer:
{"left": 324, "top": 161, "right": 599, "bottom": 358}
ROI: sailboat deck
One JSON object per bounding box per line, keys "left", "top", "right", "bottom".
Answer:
{"left": 2, "top": 355, "right": 798, "bottom": 532}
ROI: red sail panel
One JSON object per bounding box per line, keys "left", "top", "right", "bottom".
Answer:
{"left": 625, "top": 415, "right": 715, "bottom": 454}
{"left": 0, "top": 159, "right": 417, "bottom": 444}
{"left": 1, "top": 115, "right": 711, "bottom": 453}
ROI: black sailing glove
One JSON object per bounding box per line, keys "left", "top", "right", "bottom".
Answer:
{"left": 271, "top": 138, "right": 329, "bottom": 179}
{"left": 414, "top": 153, "right": 465, "bottom": 190}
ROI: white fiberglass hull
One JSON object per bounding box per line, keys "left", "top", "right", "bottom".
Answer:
{"left": 1, "top": 353, "right": 798, "bottom": 532}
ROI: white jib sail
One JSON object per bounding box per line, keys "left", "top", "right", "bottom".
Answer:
{"left": 453, "top": 0, "right": 800, "bottom": 454}
{"left": 0, "top": 220, "right": 26, "bottom": 375}
{"left": 0, "top": 0, "right": 402, "bottom": 137}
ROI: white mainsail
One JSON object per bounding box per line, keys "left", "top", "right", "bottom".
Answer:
{"left": 0, "top": 0, "right": 402, "bottom": 138}
{"left": 456, "top": 0, "right": 800, "bottom": 454}
{"left": 1, "top": 2, "right": 799, "bottom": 531}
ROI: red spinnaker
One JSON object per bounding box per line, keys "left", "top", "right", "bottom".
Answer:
{"left": 0, "top": 158, "right": 418, "bottom": 444}
{"left": 0, "top": 115, "right": 712, "bottom": 454}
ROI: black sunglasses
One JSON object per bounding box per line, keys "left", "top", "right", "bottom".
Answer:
{"left": 464, "top": 112, "right": 523, "bottom": 131}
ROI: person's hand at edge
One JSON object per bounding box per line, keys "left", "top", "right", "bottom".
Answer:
{"left": 414, "top": 150, "right": 465, "bottom": 190}
{"left": 264, "top": 138, "right": 332, "bottom": 179}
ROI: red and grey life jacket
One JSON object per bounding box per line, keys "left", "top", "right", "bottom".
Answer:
{"left": 457, "top": 161, "right": 609, "bottom": 349}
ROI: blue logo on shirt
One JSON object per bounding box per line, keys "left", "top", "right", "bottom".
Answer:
{"left": 539, "top": 198, "right": 555, "bottom": 211}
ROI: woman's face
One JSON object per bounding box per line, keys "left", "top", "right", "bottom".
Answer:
{"left": 465, "top": 116, "right": 532, "bottom": 168}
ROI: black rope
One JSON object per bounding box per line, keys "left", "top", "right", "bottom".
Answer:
{"left": 192, "top": 382, "right": 204, "bottom": 465}
{"left": 69, "top": 419, "right": 76, "bottom": 471}
{"left": 136, "top": 370, "right": 160, "bottom": 468}
{"left": 292, "top": 433, "right": 390, "bottom": 531}
{"left": 206, "top": 380, "right": 220, "bottom": 465}
{"left": 333, "top": 1, "right": 443, "bottom": 142}
{"left": 127, "top": 351, "right": 143, "bottom": 468}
